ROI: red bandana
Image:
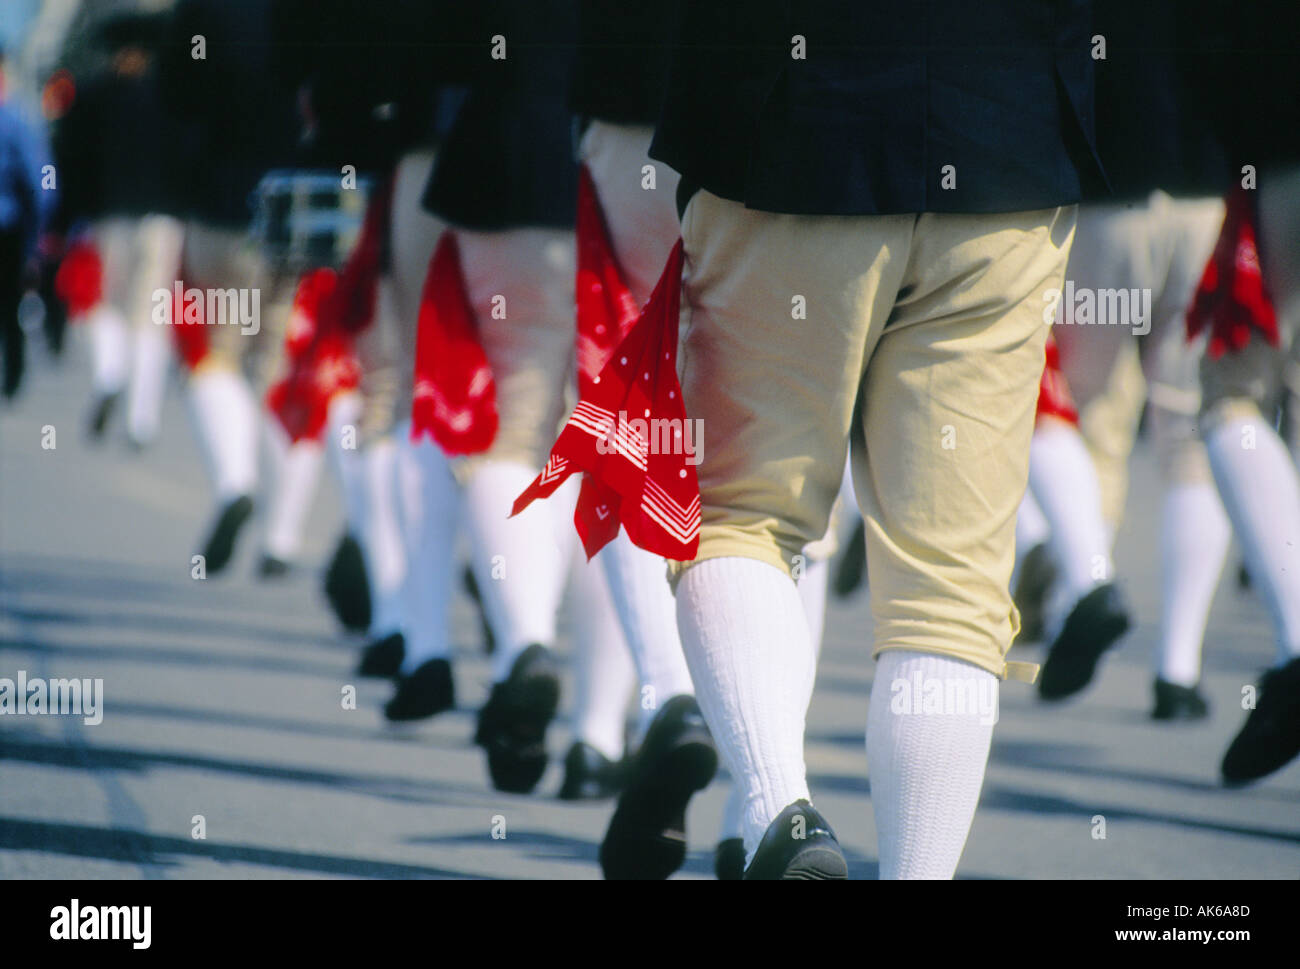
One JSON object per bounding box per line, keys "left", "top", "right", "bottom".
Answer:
{"left": 265, "top": 268, "right": 360, "bottom": 442}
{"left": 513, "top": 222, "right": 700, "bottom": 562}
{"left": 170, "top": 272, "right": 209, "bottom": 370}
{"left": 410, "top": 231, "right": 499, "bottom": 454}
{"left": 329, "top": 174, "right": 394, "bottom": 336}
{"left": 1186, "top": 186, "right": 1279, "bottom": 359}
{"left": 575, "top": 165, "right": 641, "bottom": 395}
{"left": 1035, "top": 334, "right": 1078, "bottom": 425}
{"left": 54, "top": 239, "right": 102, "bottom": 318}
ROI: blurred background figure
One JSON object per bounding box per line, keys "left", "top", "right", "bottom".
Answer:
{"left": 157, "top": 0, "right": 298, "bottom": 574}
{"left": 1190, "top": 0, "right": 1300, "bottom": 784}
{"left": 1018, "top": 0, "right": 1228, "bottom": 714}
{"left": 0, "top": 40, "right": 51, "bottom": 399}
{"left": 50, "top": 11, "right": 186, "bottom": 444}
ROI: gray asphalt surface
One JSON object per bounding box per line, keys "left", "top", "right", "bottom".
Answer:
{"left": 2, "top": 334, "right": 1298, "bottom": 879}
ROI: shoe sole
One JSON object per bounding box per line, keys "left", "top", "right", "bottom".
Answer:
{"left": 357, "top": 636, "right": 405, "bottom": 678}
{"left": 600, "top": 737, "right": 718, "bottom": 879}
{"left": 203, "top": 500, "right": 253, "bottom": 574}
{"left": 1039, "top": 603, "right": 1129, "bottom": 701}
{"left": 384, "top": 693, "right": 455, "bottom": 722}
{"left": 325, "top": 538, "right": 371, "bottom": 632}
{"left": 781, "top": 843, "right": 850, "bottom": 880}
{"left": 1222, "top": 720, "right": 1300, "bottom": 784}
{"left": 483, "top": 668, "right": 561, "bottom": 794}
{"left": 1151, "top": 706, "right": 1209, "bottom": 722}
{"left": 88, "top": 394, "right": 118, "bottom": 439}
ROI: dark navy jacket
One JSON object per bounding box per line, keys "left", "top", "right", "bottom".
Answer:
{"left": 160, "top": 0, "right": 301, "bottom": 228}
{"left": 270, "top": 0, "right": 441, "bottom": 175}
{"left": 571, "top": 0, "right": 674, "bottom": 127}
{"left": 369, "top": 0, "right": 576, "bottom": 232}
{"left": 53, "top": 67, "right": 192, "bottom": 226}
{"left": 1185, "top": 0, "right": 1300, "bottom": 172}
{"left": 1089, "top": 0, "right": 1228, "bottom": 202}
{"left": 651, "top": 0, "right": 1106, "bottom": 216}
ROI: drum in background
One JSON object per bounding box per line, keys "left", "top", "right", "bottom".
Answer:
{"left": 251, "top": 170, "right": 374, "bottom": 274}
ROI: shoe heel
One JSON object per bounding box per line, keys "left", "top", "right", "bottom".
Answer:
{"left": 783, "top": 844, "right": 849, "bottom": 880}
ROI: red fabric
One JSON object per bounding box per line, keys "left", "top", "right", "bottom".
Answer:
{"left": 575, "top": 164, "right": 640, "bottom": 395}
{"left": 1186, "top": 186, "right": 1279, "bottom": 359}
{"left": 571, "top": 164, "right": 644, "bottom": 550}
{"left": 409, "top": 231, "right": 499, "bottom": 454}
{"left": 325, "top": 174, "right": 394, "bottom": 336}
{"left": 171, "top": 277, "right": 210, "bottom": 370}
{"left": 54, "top": 240, "right": 102, "bottom": 317}
{"left": 265, "top": 268, "right": 361, "bottom": 442}
{"left": 513, "top": 239, "right": 701, "bottom": 561}
{"left": 1035, "top": 334, "right": 1078, "bottom": 425}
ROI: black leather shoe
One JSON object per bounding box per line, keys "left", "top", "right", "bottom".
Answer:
{"left": 599, "top": 695, "right": 718, "bottom": 879}
{"left": 1221, "top": 657, "right": 1300, "bottom": 785}
{"left": 715, "top": 837, "right": 746, "bottom": 881}
{"left": 475, "top": 644, "right": 560, "bottom": 794}
{"left": 1151, "top": 677, "right": 1209, "bottom": 721}
{"left": 3, "top": 321, "right": 25, "bottom": 399}
{"left": 1013, "top": 542, "right": 1058, "bottom": 644}
{"left": 743, "top": 800, "right": 848, "bottom": 880}
{"left": 357, "top": 632, "right": 404, "bottom": 678}
{"left": 86, "top": 390, "right": 120, "bottom": 439}
{"left": 200, "top": 495, "right": 254, "bottom": 574}
{"left": 384, "top": 658, "right": 455, "bottom": 722}
{"left": 258, "top": 555, "right": 291, "bottom": 578}
{"left": 557, "top": 741, "right": 625, "bottom": 801}
{"left": 325, "top": 533, "right": 371, "bottom": 632}
{"left": 1038, "top": 582, "right": 1131, "bottom": 700}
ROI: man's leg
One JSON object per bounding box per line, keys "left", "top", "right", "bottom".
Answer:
{"left": 672, "top": 188, "right": 912, "bottom": 875}
{"left": 183, "top": 222, "right": 269, "bottom": 573}
{"left": 125, "top": 214, "right": 184, "bottom": 446}
{"left": 1201, "top": 167, "right": 1300, "bottom": 783}
{"left": 1145, "top": 197, "right": 1230, "bottom": 718}
{"left": 581, "top": 120, "right": 720, "bottom": 878}
{"left": 458, "top": 226, "right": 576, "bottom": 793}
{"left": 86, "top": 218, "right": 135, "bottom": 435}
{"left": 859, "top": 205, "right": 1074, "bottom": 877}
{"left": 0, "top": 229, "right": 23, "bottom": 399}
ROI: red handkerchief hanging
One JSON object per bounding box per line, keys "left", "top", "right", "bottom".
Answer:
{"left": 513, "top": 240, "right": 700, "bottom": 561}
{"left": 410, "top": 231, "right": 498, "bottom": 455}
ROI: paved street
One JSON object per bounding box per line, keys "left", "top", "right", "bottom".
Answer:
{"left": 2, "top": 335, "right": 1298, "bottom": 880}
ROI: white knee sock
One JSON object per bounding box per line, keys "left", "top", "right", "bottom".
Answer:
{"left": 125, "top": 324, "right": 171, "bottom": 444}
{"left": 867, "top": 649, "right": 997, "bottom": 879}
{"left": 798, "top": 555, "right": 831, "bottom": 658}
{"left": 676, "top": 556, "right": 816, "bottom": 865}
{"left": 89, "top": 306, "right": 130, "bottom": 395}
{"left": 464, "top": 461, "right": 572, "bottom": 680}
{"left": 262, "top": 437, "right": 324, "bottom": 562}
{"left": 1157, "top": 481, "right": 1231, "bottom": 685}
{"left": 1206, "top": 414, "right": 1300, "bottom": 660}
{"left": 599, "top": 530, "right": 695, "bottom": 738}
{"left": 1028, "top": 424, "right": 1113, "bottom": 634}
{"left": 327, "top": 392, "right": 367, "bottom": 535}
{"left": 361, "top": 438, "right": 407, "bottom": 638}
{"left": 396, "top": 434, "right": 460, "bottom": 671}
{"left": 568, "top": 549, "right": 636, "bottom": 759}
{"left": 188, "top": 369, "right": 258, "bottom": 502}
